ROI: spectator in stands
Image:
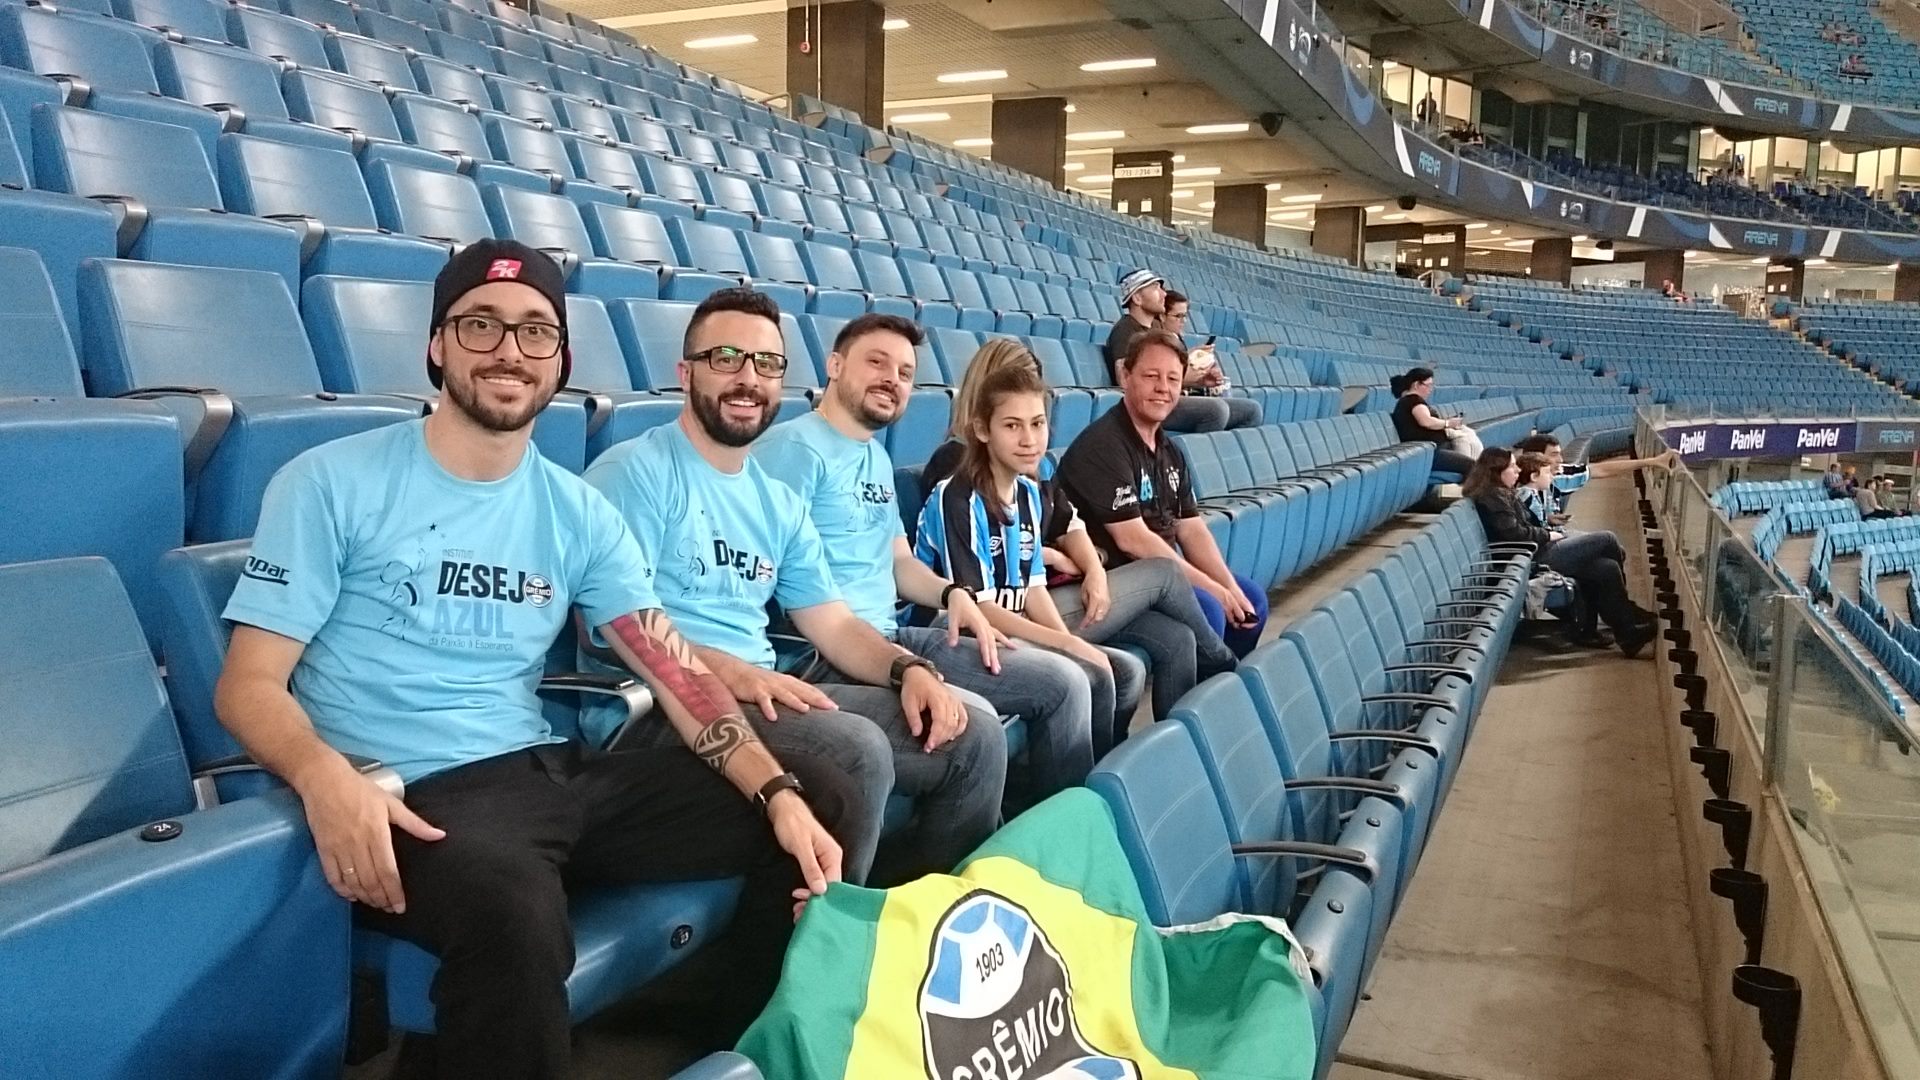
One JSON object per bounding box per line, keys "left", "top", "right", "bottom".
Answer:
{"left": 921, "top": 339, "right": 1238, "bottom": 723}
{"left": 1857, "top": 475, "right": 1908, "bottom": 518}
{"left": 1058, "top": 329, "right": 1271, "bottom": 657}
{"left": 1415, "top": 91, "right": 1439, "bottom": 125}
{"left": 1514, "top": 432, "right": 1676, "bottom": 519}
{"left": 1160, "top": 290, "right": 1262, "bottom": 430}
{"left": 1390, "top": 366, "right": 1483, "bottom": 473}
{"left": 913, "top": 361, "right": 1145, "bottom": 757}
{"left": 756, "top": 314, "right": 1102, "bottom": 802}
{"left": 1465, "top": 448, "right": 1654, "bottom": 657}
{"left": 213, "top": 241, "right": 852, "bottom": 1077}
{"left": 1105, "top": 270, "right": 1246, "bottom": 433}
{"left": 581, "top": 289, "right": 1005, "bottom": 886}
{"left": 1824, "top": 462, "right": 1851, "bottom": 499}
{"left": 1844, "top": 464, "right": 1861, "bottom": 493}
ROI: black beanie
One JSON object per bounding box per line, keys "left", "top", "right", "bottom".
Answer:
{"left": 427, "top": 239, "right": 571, "bottom": 389}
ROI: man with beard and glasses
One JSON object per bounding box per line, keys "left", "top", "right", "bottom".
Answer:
{"left": 755, "top": 314, "right": 1101, "bottom": 805}
{"left": 215, "top": 243, "right": 852, "bottom": 1079}
{"left": 581, "top": 290, "right": 1005, "bottom": 885}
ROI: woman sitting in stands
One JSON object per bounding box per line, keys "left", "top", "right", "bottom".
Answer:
{"left": 917, "top": 339, "right": 1237, "bottom": 733}
{"left": 913, "top": 359, "right": 1143, "bottom": 758}
{"left": 1467, "top": 448, "right": 1654, "bottom": 657}
{"left": 1390, "top": 366, "right": 1483, "bottom": 474}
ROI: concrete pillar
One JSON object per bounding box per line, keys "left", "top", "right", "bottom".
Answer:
{"left": 989, "top": 97, "right": 1066, "bottom": 189}
{"left": 1642, "top": 249, "right": 1686, "bottom": 291}
{"left": 1211, "top": 183, "right": 1269, "bottom": 247}
{"left": 1311, "top": 205, "right": 1365, "bottom": 265}
{"left": 1896, "top": 263, "right": 1920, "bottom": 302}
{"left": 1111, "top": 150, "right": 1173, "bottom": 224}
{"left": 1445, "top": 225, "right": 1465, "bottom": 276}
{"left": 1766, "top": 258, "right": 1805, "bottom": 301}
{"left": 1531, "top": 236, "right": 1573, "bottom": 285}
{"left": 786, "top": 0, "right": 884, "bottom": 124}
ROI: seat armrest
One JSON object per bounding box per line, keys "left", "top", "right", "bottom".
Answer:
{"left": 1361, "top": 691, "right": 1459, "bottom": 712}
{"left": 554, "top": 387, "right": 614, "bottom": 438}
{"left": 540, "top": 671, "right": 654, "bottom": 751}
{"left": 1407, "top": 638, "right": 1488, "bottom": 659}
{"left": 1282, "top": 776, "right": 1408, "bottom": 808}
{"left": 1231, "top": 841, "right": 1376, "bottom": 883}
{"left": 1382, "top": 661, "right": 1474, "bottom": 684}
{"left": 195, "top": 752, "right": 404, "bottom": 802}
{"left": 113, "top": 386, "right": 235, "bottom": 481}
{"left": 1327, "top": 730, "right": 1441, "bottom": 757}
{"left": 0, "top": 790, "right": 350, "bottom": 1078}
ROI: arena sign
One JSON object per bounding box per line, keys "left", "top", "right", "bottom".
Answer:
{"left": 1663, "top": 421, "right": 1864, "bottom": 459}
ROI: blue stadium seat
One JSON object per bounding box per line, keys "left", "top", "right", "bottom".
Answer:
{"left": 0, "top": 6, "right": 223, "bottom": 155}
{"left": 152, "top": 38, "right": 351, "bottom": 153}
{"left": 77, "top": 258, "right": 421, "bottom": 540}
{"left": 32, "top": 106, "right": 304, "bottom": 292}
{"left": 113, "top": 0, "right": 229, "bottom": 40}
{"left": 215, "top": 133, "right": 450, "bottom": 281}
{"left": 480, "top": 182, "right": 662, "bottom": 302}
{"left": 0, "top": 557, "right": 351, "bottom": 1080}
{"left": 365, "top": 160, "right": 494, "bottom": 245}
{"left": 226, "top": 3, "right": 332, "bottom": 68}
{"left": 1088, "top": 721, "right": 1365, "bottom": 1079}
{"left": 324, "top": 30, "right": 418, "bottom": 91}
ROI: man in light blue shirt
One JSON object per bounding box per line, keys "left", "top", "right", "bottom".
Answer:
{"left": 215, "top": 241, "right": 849, "bottom": 1078}
{"left": 756, "top": 314, "right": 1100, "bottom": 800}
{"left": 584, "top": 289, "right": 1005, "bottom": 884}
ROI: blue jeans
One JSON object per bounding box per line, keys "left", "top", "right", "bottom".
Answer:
{"left": 1051, "top": 557, "right": 1238, "bottom": 724}
{"left": 1193, "top": 572, "right": 1270, "bottom": 658}
{"left": 894, "top": 625, "right": 1098, "bottom": 803}
{"left": 613, "top": 677, "right": 1006, "bottom": 886}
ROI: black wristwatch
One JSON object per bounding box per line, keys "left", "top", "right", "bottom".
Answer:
{"left": 939, "top": 582, "right": 966, "bottom": 609}
{"left": 755, "top": 772, "right": 805, "bottom": 814}
{"left": 889, "top": 653, "right": 940, "bottom": 689}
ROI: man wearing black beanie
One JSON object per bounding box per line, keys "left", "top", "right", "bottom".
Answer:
{"left": 216, "top": 239, "right": 853, "bottom": 1078}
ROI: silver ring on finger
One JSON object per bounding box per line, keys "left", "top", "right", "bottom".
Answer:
{"left": 342, "top": 866, "right": 357, "bottom": 876}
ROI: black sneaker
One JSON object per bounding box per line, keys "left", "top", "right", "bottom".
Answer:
{"left": 1618, "top": 626, "right": 1654, "bottom": 659}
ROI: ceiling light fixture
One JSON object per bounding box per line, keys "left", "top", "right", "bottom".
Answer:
{"left": 1365, "top": 204, "right": 1386, "bottom": 212}
{"left": 1382, "top": 60, "right": 1401, "bottom": 69}
{"left": 953, "top": 137, "right": 992, "bottom": 148}
{"left": 1067, "top": 129, "right": 1125, "bottom": 141}
{"left": 1186, "top": 122, "right": 1251, "bottom": 134}
{"left": 1271, "top": 210, "right": 1312, "bottom": 220}
{"left": 1465, "top": 222, "right": 1488, "bottom": 229}
{"left": 684, "top": 33, "right": 757, "bottom": 48}
{"left": 1173, "top": 166, "right": 1221, "bottom": 177}
{"left": 882, "top": 17, "right": 908, "bottom": 30}
{"left": 1075, "top": 174, "right": 1113, "bottom": 184}
{"left": 1199, "top": 200, "right": 1215, "bottom": 209}
{"left": 1171, "top": 190, "right": 1194, "bottom": 198}
{"left": 1265, "top": 182, "right": 1283, "bottom": 191}
{"left": 1081, "top": 58, "right": 1157, "bottom": 71}
{"left": 1572, "top": 234, "right": 1589, "bottom": 241}
{"left": 1383, "top": 212, "right": 1407, "bottom": 221}
{"left": 1064, "top": 103, "right": 1077, "bottom": 113}
{"left": 1279, "top": 193, "right": 1322, "bottom": 204}
{"left": 1063, "top": 161, "right": 1086, "bottom": 171}
{"left": 1170, "top": 154, "right": 1186, "bottom": 163}
{"left": 937, "top": 69, "right": 1008, "bottom": 83}
{"left": 890, "top": 112, "right": 950, "bottom": 124}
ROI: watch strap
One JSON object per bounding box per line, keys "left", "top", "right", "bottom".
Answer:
{"left": 755, "top": 772, "right": 804, "bottom": 812}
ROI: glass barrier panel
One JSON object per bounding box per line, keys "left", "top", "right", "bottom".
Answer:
{"left": 1772, "top": 598, "right": 1920, "bottom": 1074}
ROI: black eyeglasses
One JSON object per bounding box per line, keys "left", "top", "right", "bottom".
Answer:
{"left": 686, "top": 345, "right": 788, "bottom": 378}
{"left": 443, "top": 314, "right": 565, "bottom": 359}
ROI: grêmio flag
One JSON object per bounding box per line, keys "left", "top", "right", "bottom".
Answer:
{"left": 737, "top": 789, "right": 1318, "bottom": 1080}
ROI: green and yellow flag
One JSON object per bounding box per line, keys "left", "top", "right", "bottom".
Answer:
{"left": 739, "top": 788, "right": 1318, "bottom": 1080}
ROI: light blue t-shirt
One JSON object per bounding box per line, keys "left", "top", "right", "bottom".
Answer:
{"left": 222, "top": 420, "right": 659, "bottom": 782}
{"left": 754, "top": 412, "right": 905, "bottom": 635}
{"left": 583, "top": 420, "right": 839, "bottom": 668}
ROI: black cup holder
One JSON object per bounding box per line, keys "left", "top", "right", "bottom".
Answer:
{"left": 1732, "top": 965, "right": 1800, "bottom": 1080}
{"left": 1710, "top": 868, "right": 1768, "bottom": 965}
{"left": 1670, "top": 648, "right": 1698, "bottom": 674}
{"left": 1674, "top": 673, "right": 1708, "bottom": 711}
{"left": 1682, "top": 709, "right": 1717, "bottom": 748}
{"left": 1703, "top": 797, "right": 1752, "bottom": 870}
{"left": 1691, "top": 745, "right": 1731, "bottom": 800}
{"left": 1665, "top": 626, "right": 1691, "bottom": 645}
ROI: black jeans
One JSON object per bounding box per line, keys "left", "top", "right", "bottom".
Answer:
{"left": 357, "top": 743, "right": 852, "bottom": 1080}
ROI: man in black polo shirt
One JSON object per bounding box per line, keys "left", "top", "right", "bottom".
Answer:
{"left": 1060, "top": 328, "right": 1269, "bottom": 657}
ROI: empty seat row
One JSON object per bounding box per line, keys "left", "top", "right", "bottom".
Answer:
{"left": 1091, "top": 503, "right": 1532, "bottom": 1077}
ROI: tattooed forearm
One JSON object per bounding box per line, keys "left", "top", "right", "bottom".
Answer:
{"left": 691, "top": 714, "right": 754, "bottom": 774}
{"left": 606, "top": 610, "right": 743, "bottom": 731}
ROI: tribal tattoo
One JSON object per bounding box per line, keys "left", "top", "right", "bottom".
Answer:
{"left": 606, "top": 609, "right": 755, "bottom": 773}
